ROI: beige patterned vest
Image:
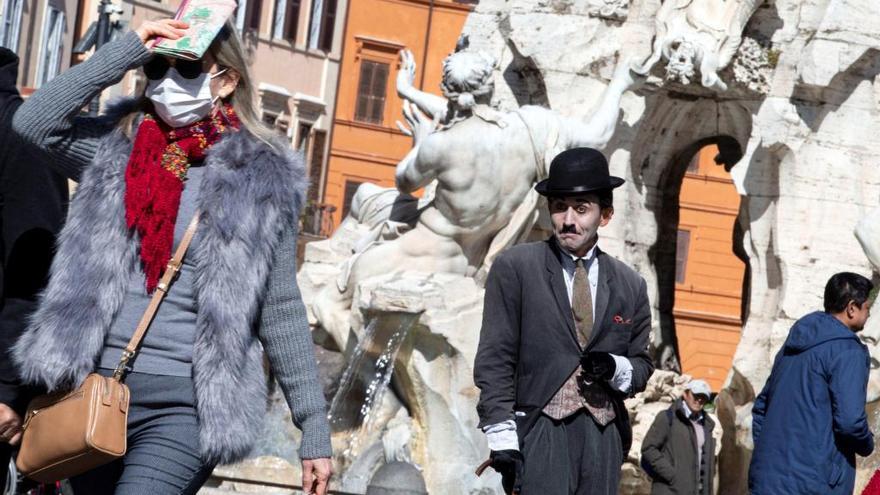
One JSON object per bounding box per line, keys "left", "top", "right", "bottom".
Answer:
{"left": 542, "top": 256, "right": 615, "bottom": 425}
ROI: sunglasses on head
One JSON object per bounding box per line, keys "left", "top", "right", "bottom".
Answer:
{"left": 144, "top": 56, "right": 209, "bottom": 80}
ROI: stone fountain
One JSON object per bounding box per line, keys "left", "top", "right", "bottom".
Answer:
{"left": 294, "top": 0, "right": 880, "bottom": 494}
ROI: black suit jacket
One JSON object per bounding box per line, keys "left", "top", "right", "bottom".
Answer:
{"left": 474, "top": 238, "right": 653, "bottom": 456}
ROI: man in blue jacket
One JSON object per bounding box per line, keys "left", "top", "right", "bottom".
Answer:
{"left": 749, "top": 272, "right": 875, "bottom": 494}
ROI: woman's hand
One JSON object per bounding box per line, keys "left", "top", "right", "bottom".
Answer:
{"left": 0, "top": 403, "right": 22, "bottom": 446}
{"left": 302, "top": 457, "right": 333, "bottom": 495}
{"left": 134, "top": 19, "right": 189, "bottom": 46}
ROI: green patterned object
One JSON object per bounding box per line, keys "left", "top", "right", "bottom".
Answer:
{"left": 151, "top": 0, "right": 237, "bottom": 60}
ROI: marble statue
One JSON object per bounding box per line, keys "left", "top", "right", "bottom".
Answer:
{"left": 631, "top": 0, "right": 766, "bottom": 90}
{"left": 853, "top": 211, "right": 880, "bottom": 403}
{"left": 587, "top": 0, "right": 630, "bottom": 22}
{"left": 856, "top": 209, "right": 880, "bottom": 274}
{"left": 311, "top": 40, "right": 643, "bottom": 351}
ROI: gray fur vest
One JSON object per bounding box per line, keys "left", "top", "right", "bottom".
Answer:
{"left": 13, "top": 104, "right": 307, "bottom": 464}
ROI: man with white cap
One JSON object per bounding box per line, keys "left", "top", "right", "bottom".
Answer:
{"left": 640, "top": 379, "right": 716, "bottom": 495}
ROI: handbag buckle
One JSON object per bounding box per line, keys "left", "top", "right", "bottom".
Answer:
{"left": 112, "top": 350, "right": 135, "bottom": 381}
{"left": 156, "top": 262, "right": 183, "bottom": 293}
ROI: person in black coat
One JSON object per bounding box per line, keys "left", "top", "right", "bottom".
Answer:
{"left": 474, "top": 148, "right": 654, "bottom": 494}
{"left": 0, "top": 47, "right": 69, "bottom": 488}
{"left": 641, "top": 380, "right": 716, "bottom": 495}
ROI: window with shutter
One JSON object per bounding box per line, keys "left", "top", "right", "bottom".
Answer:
{"left": 354, "top": 60, "right": 389, "bottom": 125}
{"left": 0, "top": 0, "right": 24, "bottom": 51}
{"left": 307, "top": 0, "right": 337, "bottom": 51}
{"left": 675, "top": 229, "right": 691, "bottom": 284}
{"left": 297, "top": 122, "right": 312, "bottom": 152}
{"left": 36, "top": 5, "right": 65, "bottom": 87}
{"left": 342, "top": 180, "right": 363, "bottom": 218}
{"left": 247, "top": 0, "right": 262, "bottom": 30}
{"left": 284, "top": 0, "right": 301, "bottom": 40}
{"left": 236, "top": 0, "right": 261, "bottom": 32}
{"left": 273, "top": 0, "right": 300, "bottom": 40}
{"left": 307, "top": 130, "right": 327, "bottom": 203}
{"left": 317, "top": 0, "right": 336, "bottom": 51}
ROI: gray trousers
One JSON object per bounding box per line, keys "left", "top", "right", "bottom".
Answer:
{"left": 69, "top": 371, "right": 215, "bottom": 495}
{"left": 521, "top": 411, "right": 623, "bottom": 495}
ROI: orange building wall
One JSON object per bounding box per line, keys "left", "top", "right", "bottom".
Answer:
{"left": 324, "top": 0, "right": 472, "bottom": 225}
{"left": 674, "top": 145, "right": 746, "bottom": 391}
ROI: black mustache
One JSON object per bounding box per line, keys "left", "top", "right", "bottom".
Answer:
{"left": 560, "top": 225, "right": 579, "bottom": 234}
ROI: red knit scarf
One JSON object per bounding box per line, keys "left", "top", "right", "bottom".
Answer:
{"left": 125, "top": 103, "right": 240, "bottom": 293}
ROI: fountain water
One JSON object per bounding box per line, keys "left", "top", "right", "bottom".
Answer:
{"left": 328, "top": 312, "right": 421, "bottom": 486}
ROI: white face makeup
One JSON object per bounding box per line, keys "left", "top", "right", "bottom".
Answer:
{"left": 549, "top": 194, "right": 612, "bottom": 257}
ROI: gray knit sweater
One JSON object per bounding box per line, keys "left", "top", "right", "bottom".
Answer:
{"left": 12, "top": 31, "right": 331, "bottom": 460}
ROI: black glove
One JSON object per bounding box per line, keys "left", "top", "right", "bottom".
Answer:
{"left": 580, "top": 351, "right": 616, "bottom": 381}
{"left": 490, "top": 449, "right": 524, "bottom": 494}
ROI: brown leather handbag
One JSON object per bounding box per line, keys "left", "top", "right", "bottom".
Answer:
{"left": 15, "top": 213, "right": 200, "bottom": 483}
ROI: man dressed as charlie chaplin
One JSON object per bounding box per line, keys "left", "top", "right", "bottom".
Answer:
{"left": 474, "top": 147, "right": 654, "bottom": 494}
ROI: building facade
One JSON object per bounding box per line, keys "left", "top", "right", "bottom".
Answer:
{"left": 673, "top": 144, "right": 746, "bottom": 391}
{"left": 322, "top": 0, "right": 473, "bottom": 227}
{"left": 1, "top": 0, "right": 79, "bottom": 92}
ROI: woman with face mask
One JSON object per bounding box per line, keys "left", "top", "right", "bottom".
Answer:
{"left": 11, "top": 19, "right": 332, "bottom": 495}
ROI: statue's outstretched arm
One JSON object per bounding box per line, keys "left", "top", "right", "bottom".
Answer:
{"left": 397, "top": 49, "right": 449, "bottom": 120}
{"left": 561, "top": 57, "right": 643, "bottom": 149}
{"left": 856, "top": 208, "right": 880, "bottom": 272}
{"left": 395, "top": 102, "right": 441, "bottom": 193}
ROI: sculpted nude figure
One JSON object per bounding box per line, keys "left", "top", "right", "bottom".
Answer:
{"left": 313, "top": 42, "right": 642, "bottom": 351}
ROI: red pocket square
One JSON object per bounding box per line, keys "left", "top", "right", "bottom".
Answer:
{"left": 613, "top": 315, "right": 632, "bottom": 324}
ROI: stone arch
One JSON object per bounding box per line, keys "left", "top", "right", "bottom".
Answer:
{"left": 626, "top": 95, "right": 756, "bottom": 371}
{"left": 716, "top": 141, "right": 788, "bottom": 495}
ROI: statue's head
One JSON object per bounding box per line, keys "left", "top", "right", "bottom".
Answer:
{"left": 440, "top": 49, "right": 496, "bottom": 110}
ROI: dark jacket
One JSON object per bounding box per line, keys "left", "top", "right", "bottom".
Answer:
{"left": 641, "top": 398, "right": 715, "bottom": 495}
{"left": 474, "top": 239, "right": 654, "bottom": 457}
{"left": 749, "top": 311, "right": 874, "bottom": 495}
{"left": 0, "top": 48, "right": 68, "bottom": 411}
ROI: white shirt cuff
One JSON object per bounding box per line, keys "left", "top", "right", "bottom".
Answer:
{"left": 482, "top": 419, "right": 519, "bottom": 451}
{"left": 608, "top": 354, "right": 633, "bottom": 394}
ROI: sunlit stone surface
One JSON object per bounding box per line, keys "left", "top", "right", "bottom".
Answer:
{"left": 225, "top": 0, "right": 880, "bottom": 493}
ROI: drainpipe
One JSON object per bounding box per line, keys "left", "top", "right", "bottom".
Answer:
{"left": 418, "top": 0, "right": 434, "bottom": 90}
{"left": 88, "top": 0, "right": 112, "bottom": 115}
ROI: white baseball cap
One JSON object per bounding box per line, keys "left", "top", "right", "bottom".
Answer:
{"left": 685, "top": 379, "right": 712, "bottom": 399}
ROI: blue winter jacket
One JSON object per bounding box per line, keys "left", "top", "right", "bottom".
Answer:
{"left": 749, "top": 311, "right": 874, "bottom": 495}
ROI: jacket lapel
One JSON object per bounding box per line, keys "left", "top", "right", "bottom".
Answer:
{"left": 545, "top": 239, "right": 579, "bottom": 348}
{"left": 587, "top": 248, "right": 615, "bottom": 350}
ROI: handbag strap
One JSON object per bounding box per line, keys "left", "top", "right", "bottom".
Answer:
{"left": 112, "top": 212, "right": 201, "bottom": 381}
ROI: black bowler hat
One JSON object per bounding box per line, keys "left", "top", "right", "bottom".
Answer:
{"left": 535, "top": 148, "right": 625, "bottom": 197}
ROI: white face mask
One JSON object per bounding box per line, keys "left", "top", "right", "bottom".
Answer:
{"left": 145, "top": 67, "right": 227, "bottom": 128}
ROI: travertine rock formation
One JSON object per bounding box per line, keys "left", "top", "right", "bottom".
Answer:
{"left": 291, "top": 0, "right": 880, "bottom": 493}
{"left": 461, "top": 0, "right": 880, "bottom": 493}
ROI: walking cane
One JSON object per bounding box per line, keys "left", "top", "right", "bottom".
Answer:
{"left": 475, "top": 458, "right": 520, "bottom": 495}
